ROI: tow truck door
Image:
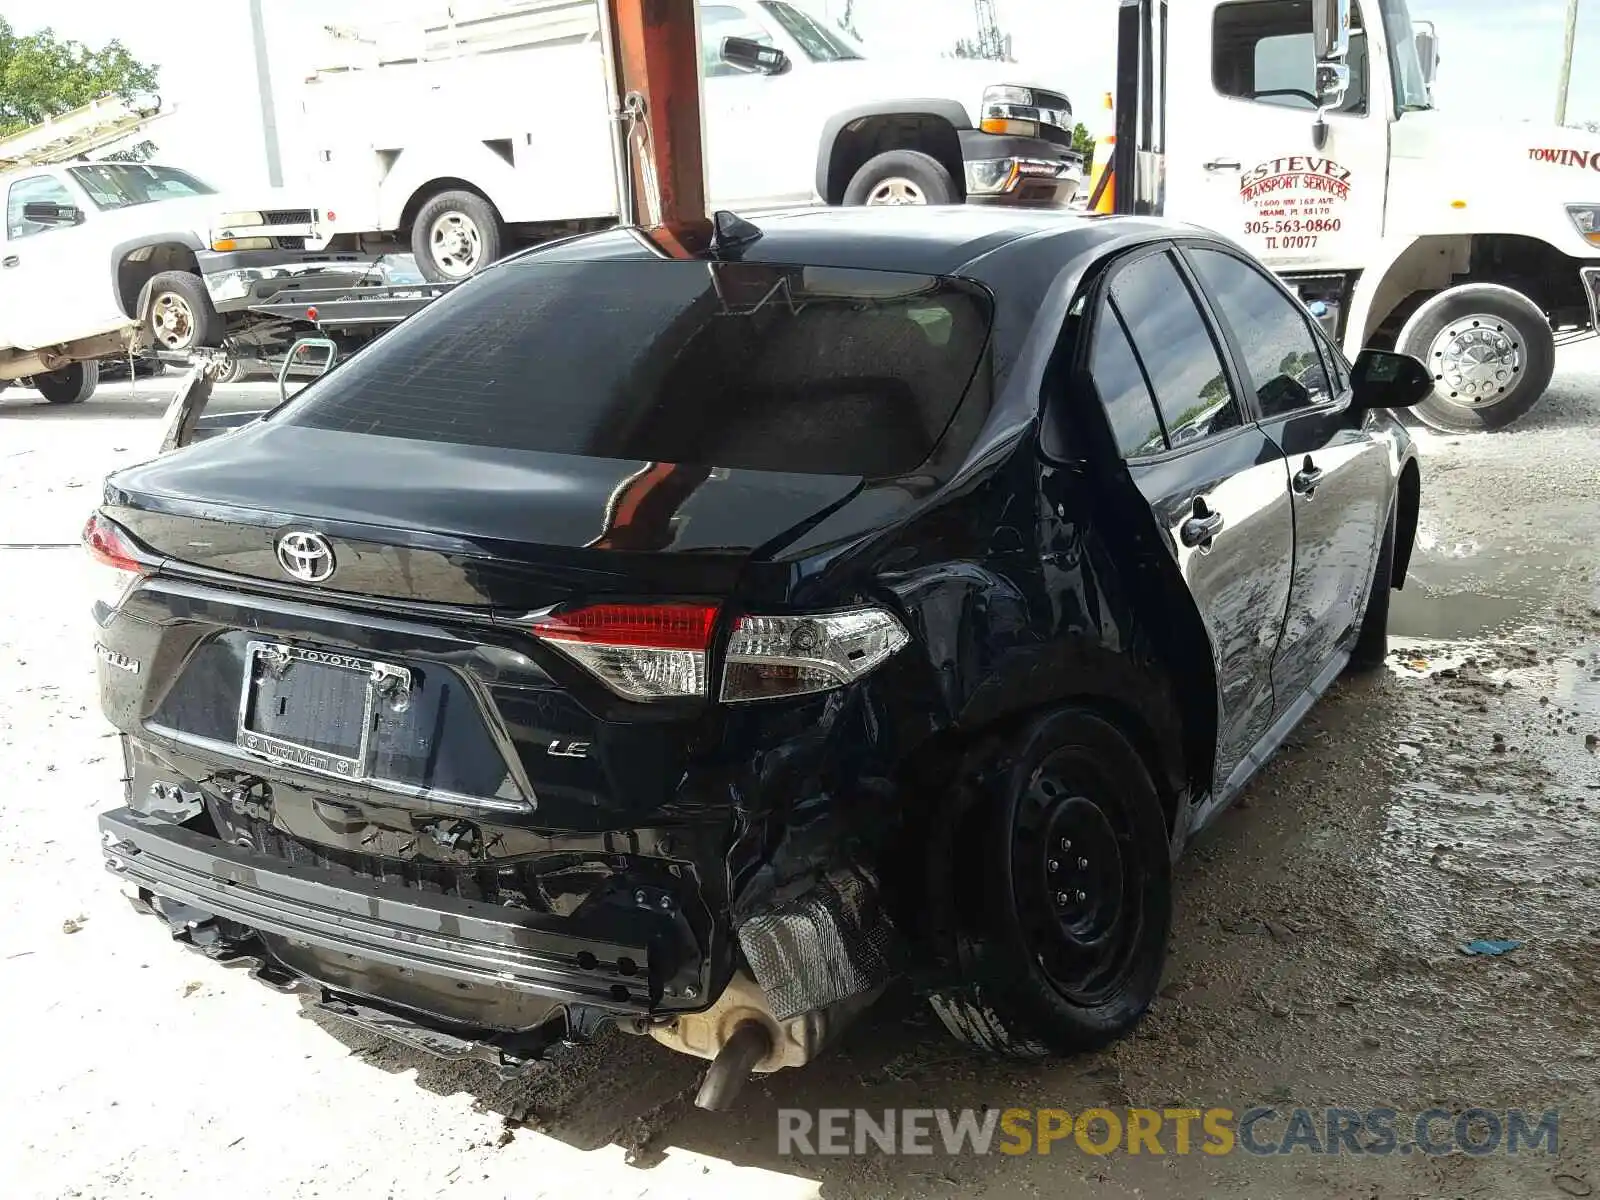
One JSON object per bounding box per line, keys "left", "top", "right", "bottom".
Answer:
{"left": 1164, "top": 0, "right": 1389, "bottom": 271}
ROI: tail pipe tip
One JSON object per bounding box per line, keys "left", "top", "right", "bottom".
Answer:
{"left": 692, "top": 1019, "right": 773, "bottom": 1112}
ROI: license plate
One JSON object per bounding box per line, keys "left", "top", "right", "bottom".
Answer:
{"left": 235, "top": 641, "right": 411, "bottom": 781}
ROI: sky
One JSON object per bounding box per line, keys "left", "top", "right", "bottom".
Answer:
{"left": 1, "top": 0, "right": 1596, "bottom": 188}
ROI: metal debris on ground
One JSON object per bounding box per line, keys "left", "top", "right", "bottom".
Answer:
{"left": 1458, "top": 938, "right": 1524, "bottom": 957}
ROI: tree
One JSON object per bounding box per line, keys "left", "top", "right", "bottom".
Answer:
{"left": 834, "top": 0, "right": 863, "bottom": 40}
{"left": 0, "top": 18, "right": 160, "bottom": 138}
{"left": 1072, "top": 122, "right": 1096, "bottom": 162}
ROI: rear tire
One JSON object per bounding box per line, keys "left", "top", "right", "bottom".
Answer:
{"left": 1350, "top": 504, "right": 1396, "bottom": 671}
{"left": 929, "top": 709, "right": 1172, "bottom": 1057}
{"left": 1396, "top": 284, "right": 1554, "bottom": 433}
{"left": 843, "top": 150, "right": 959, "bottom": 207}
{"left": 411, "top": 190, "right": 503, "bottom": 282}
{"left": 145, "top": 270, "right": 223, "bottom": 353}
{"left": 35, "top": 360, "right": 97, "bottom": 405}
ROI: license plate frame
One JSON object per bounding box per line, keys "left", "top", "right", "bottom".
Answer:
{"left": 235, "top": 641, "right": 411, "bottom": 783}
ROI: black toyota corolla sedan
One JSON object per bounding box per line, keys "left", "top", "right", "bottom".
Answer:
{"left": 89, "top": 206, "right": 1430, "bottom": 1107}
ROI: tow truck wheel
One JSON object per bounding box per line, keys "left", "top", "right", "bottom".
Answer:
{"left": 843, "top": 150, "right": 959, "bottom": 207}
{"left": 928, "top": 708, "right": 1171, "bottom": 1057}
{"left": 34, "top": 360, "right": 97, "bottom": 405}
{"left": 1396, "top": 283, "right": 1555, "bottom": 433}
{"left": 412, "top": 190, "right": 503, "bottom": 282}
{"left": 145, "top": 270, "right": 222, "bottom": 354}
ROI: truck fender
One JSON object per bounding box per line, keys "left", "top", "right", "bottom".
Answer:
{"left": 1341, "top": 234, "right": 1429, "bottom": 358}
{"left": 814, "top": 99, "right": 975, "bottom": 204}
{"left": 112, "top": 232, "right": 206, "bottom": 322}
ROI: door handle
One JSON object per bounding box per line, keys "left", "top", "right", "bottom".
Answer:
{"left": 1203, "top": 158, "right": 1242, "bottom": 172}
{"left": 1180, "top": 506, "right": 1225, "bottom": 548}
{"left": 1293, "top": 457, "right": 1325, "bottom": 497}
{"left": 2, "top": 255, "right": 18, "bottom": 268}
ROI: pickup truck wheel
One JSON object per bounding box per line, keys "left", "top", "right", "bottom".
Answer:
{"left": 412, "top": 191, "right": 502, "bottom": 281}
{"left": 146, "top": 270, "right": 222, "bottom": 353}
{"left": 1396, "top": 284, "right": 1555, "bottom": 433}
{"left": 928, "top": 709, "right": 1171, "bottom": 1057}
{"left": 843, "top": 150, "right": 958, "bottom": 207}
{"left": 35, "top": 360, "right": 97, "bottom": 405}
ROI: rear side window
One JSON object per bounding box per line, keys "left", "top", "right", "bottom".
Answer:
{"left": 1091, "top": 302, "right": 1168, "bottom": 458}
{"left": 1110, "top": 251, "right": 1243, "bottom": 447}
{"left": 281, "top": 259, "right": 993, "bottom": 477}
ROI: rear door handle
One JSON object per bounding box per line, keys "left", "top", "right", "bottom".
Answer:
{"left": 2, "top": 255, "right": 18, "bottom": 268}
{"left": 1203, "top": 158, "right": 1242, "bottom": 172}
{"left": 1181, "top": 509, "right": 1225, "bottom": 548}
{"left": 1293, "top": 457, "right": 1325, "bottom": 496}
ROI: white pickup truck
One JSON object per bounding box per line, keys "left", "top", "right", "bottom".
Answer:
{"left": 0, "top": 161, "right": 372, "bottom": 402}
{"left": 305, "top": 0, "right": 1086, "bottom": 280}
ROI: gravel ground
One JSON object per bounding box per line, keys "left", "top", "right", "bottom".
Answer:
{"left": 2, "top": 354, "right": 1598, "bottom": 1199}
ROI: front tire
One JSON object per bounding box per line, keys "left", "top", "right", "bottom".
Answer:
{"left": 35, "top": 360, "right": 97, "bottom": 405}
{"left": 1396, "top": 284, "right": 1554, "bottom": 433}
{"left": 929, "top": 709, "right": 1172, "bottom": 1057}
{"left": 842, "top": 150, "right": 959, "bottom": 207}
{"left": 145, "top": 270, "right": 223, "bottom": 354}
{"left": 411, "top": 190, "right": 503, "bottom": 282}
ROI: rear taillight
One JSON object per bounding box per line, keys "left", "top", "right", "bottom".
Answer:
{"left": 720, "top": 607, "right": 909, "bottom": 703}
{"left": 529, "top": 603, "right": 718, "bottom": 701}
{"left": 83, "top": 512, "right": 146, "bottom": 617}
{"left": 528, "top": 601, "right": 910, "bottom": 703}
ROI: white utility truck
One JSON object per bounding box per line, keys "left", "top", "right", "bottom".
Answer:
{"left": 301, "top": 0, "right": 1085, "bottom": 281}
{"left": 0, "top": 96, "right": 370, "bottom": 402}
{"left": 1096, "top": 0, "right": 1600, "bottom": 432}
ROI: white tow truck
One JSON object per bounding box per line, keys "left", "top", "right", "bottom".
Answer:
{"left": 301, "top": 0, "right": 1086, "bottom": 281}
{"left": 1095, "top": 0, "right": 1600, "bottom": 432}
{"left": 0, "top": 95, "right": 370, "bottom": 402}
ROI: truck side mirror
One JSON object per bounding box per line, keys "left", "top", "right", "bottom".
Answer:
{"left": 1414, "top": 22, "right": 1439, "bottom": 88}
{"left": 1311, "top": 0, "right": 1351, "bottom": 64}
{"left": 720, "top": 36, "right": 790, "bottom": 75}
{"left": 22, "top": 201, "right": 83, "bottom": 226}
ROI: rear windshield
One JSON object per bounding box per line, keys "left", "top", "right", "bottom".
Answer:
{"left": 280, "top": 258, "right": 994, "bottom": 477}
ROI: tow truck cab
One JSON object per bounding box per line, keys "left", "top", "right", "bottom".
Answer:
{"left": 1110, "top": 0, "right": 1600, "bottom": 432}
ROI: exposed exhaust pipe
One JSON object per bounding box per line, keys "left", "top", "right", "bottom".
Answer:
{"left": 693, "top": 1019, "right": 772, "bottom": 1111}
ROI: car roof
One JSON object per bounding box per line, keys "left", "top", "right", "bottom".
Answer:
{"left": 519, "top": 206, "right": 1210, "bottom": 280}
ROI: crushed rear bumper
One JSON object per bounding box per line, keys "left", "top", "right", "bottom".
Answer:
{"left": 100, "top": 806, "right": 700, "bottom": 1025}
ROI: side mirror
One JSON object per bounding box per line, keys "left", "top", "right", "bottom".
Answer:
{"left": 720, "top": 36, "right": 790, "bottom": 75}
{"left": 22, "top": 201, "right": 83, "bottom": 226}
{"left": 1311, "top": 0, "right": 1351, "bottom": 64}
{"left": 1351, "top": 349, "right": 1433, "bottom": 410}
{"left": 1414, "top": 21, "right": 1439, "bottom": 88}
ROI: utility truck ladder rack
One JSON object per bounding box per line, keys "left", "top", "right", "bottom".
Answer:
{"left": 0, "top": 93, "right": 168, "bottom": 170}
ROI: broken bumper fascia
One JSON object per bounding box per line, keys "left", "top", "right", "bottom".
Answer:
{"left": 99, "top": 806, "right": 702, "bottom": 1018}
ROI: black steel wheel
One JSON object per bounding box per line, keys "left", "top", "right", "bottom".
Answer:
{"left": 930, "top": 708, "right": 1171, "bottom": 1057}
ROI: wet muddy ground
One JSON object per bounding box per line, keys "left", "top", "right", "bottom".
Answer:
{"left": 2, "top": 356, "right": 1597, "bottom": 1198}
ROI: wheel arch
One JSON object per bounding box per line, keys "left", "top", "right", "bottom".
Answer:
{"left": 814, "top": 100, "right": 971, "bottom": 205}
{"left": 113, "top": 235, "right": 204, "bottom": 320}
{"left": 1393, "top": 455, "right": 1421, "bottom": 589}
{"left": 1353, "top": 231, "right": 1588, "bottom": 352}
{"left": 397, "top": 178, "right": 500, "bottom": 239}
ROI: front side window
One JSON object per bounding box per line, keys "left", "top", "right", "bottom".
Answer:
{"left": 67, "top": 164, "right": 216, "bottom": 211}
{"left": 1110, "top": 251, "right": 1243, "bottom": 448}
{"left": 759, "top": 1, "right": 863, "bottom": 61}
{"left": 5, "top": 175, "right": 76, "bottom": 240}
{"left": 1187, "top": 247, "right": 1336, "bottom": 417}
{"left": 281, "top": 257, "right": 993, "bottom": 478}
{"left": 1213, "top": 0, "right": 1369, "bottom": 116}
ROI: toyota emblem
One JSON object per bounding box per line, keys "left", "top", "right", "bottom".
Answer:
{"left": 276, "top": 531, "right": 336, "bottom": 583}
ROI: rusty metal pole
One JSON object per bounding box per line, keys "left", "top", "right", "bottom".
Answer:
{"left": 600, "top": 0, "right": 710, "bottom": 251}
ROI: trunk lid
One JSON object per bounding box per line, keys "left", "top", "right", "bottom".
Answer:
{"left": 104, "top": 422, "right": 864, "bottom": 609}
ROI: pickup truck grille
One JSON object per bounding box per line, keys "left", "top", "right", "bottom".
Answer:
{"left": 272, "top": 236, "right": 308, "bottom": 251}
{"left": 264, "top": 209, "right": 315, "bottom": 226}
